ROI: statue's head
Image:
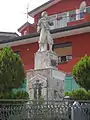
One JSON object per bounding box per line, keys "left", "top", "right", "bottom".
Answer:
{"left": 41, "top": 11, "right": 48, "bottom": 18}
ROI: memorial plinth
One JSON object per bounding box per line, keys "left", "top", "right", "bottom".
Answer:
{"left": 34, "top": 51, "right": 58, "bottom": 70}
{"left": 27, "top": 68, "right": 65, "bottom": 100}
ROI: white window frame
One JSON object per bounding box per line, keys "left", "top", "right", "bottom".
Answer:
{"left": 76, "top": 8, "right": 86, "bottom": 20}
{"left": 66, "top": 55, "right": 72, "bottom": 61}
{"left": 56, "top": 12, "right": 68, "bottom": 28}
{"left": 24, "top": 30, "right": 27, "bottom": 35}
{"left": 76, "top": 9, "right": 80, "bottom": 20}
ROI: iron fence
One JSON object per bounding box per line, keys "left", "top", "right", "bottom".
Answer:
{"left": 0, "top": 100, "right": 90, "bottom": 120}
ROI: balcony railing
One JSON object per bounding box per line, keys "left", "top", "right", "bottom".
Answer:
{"left": 49, "top": 13, "right": 84, "bottom": 30}
{"left": 30, "top": 6, "right": 90, "bottom": 35}
{"left": 48, "top": 6, "right": 90, "bottom": 30}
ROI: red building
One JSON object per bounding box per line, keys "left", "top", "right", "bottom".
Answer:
{"left": 1, "top": 0, "right": 90, "bottom": 75}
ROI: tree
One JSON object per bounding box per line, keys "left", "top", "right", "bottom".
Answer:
{"left": 65, "top": 88, "right": 88, "bottom": 100}
{"left": 0, "top": 47, "right": 25, "bottom": 93}
{"left": 73, "top": 55, "right": 90, "bottom": 91}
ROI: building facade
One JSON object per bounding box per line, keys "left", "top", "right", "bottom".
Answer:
{"left": 17, "top": 0, "right": 90, "bottom": 73}
{"left": 1, "top": 0, "right": 90, "bottom": 91}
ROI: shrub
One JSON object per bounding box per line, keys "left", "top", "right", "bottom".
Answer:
{"left": 65, "top": 88, "right": 89, "bottom": 100}
{"left": 0, "top": 91, "right": 29, "bottom": 99}
{"left": 73, "top": 55, "right": 90, "bottom": 91}
{"left": 0, "top": 47, "right": 25, "bottom": 93}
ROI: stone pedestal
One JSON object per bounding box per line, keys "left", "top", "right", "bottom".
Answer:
{"left": 27, "top": 50, "right": 66, "bottom": 100}
{"left": 27, "top": 68, "right": 65, "bottom": 100}
{"left": 34, "top": 51, "right": 58, "bottom": 70}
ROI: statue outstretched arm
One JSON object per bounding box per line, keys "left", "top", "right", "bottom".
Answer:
{"left": 37, "top": 20, "right": 41, "bottom": 33}
{"left": 47, "top": 17, "right": 53, "bottom": 26}
{"left": 48, "top": 21, "right": 53, "bottom": 26}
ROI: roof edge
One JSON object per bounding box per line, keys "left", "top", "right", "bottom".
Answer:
{"left": 1, "top": 22, "right": 90, "bottom": 44}
{"left": 18, "top": 22, "right": 32, "bottom": 32}
{"left": 28, "top": 0, "right": 61, "bottom": 17}
{"left": 0, "top": 32, "right": 19, "bottom": 36}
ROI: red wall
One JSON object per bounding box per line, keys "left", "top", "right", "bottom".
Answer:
{"left": 55, "top": 32, "right": 90, "bottom": 57}
{"left": 12, "top": 32, "right": 90, "bottom": 71}
{"left": 20, "top": 26, "right": 30, "bottom": 36}
{"left": 13, "top": 42, "right": 38, "bottom": 70}
{"left": 20, "top": 25, "right": 36, "bottom": 36}
{"left": 72, "top": 33, "right": 90, "bottom": 57}
{"left": 34, "top": 0, "right": 90, "bottom": 23}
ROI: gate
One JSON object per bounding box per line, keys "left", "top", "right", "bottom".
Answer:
{"left": 71, "top": 101, "right": 90, "bottom": 120}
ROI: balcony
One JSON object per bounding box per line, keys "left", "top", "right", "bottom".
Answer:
{"left": 48, "top": 6, "right": 90, "bottom": 30}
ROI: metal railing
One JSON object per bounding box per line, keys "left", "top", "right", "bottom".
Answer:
{"left": 0, "top": 99, "right": 90, "bottom": 120}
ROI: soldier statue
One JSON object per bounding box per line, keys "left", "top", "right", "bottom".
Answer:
{"left": 37, "top": 11, "right": 53, "bottom": 52}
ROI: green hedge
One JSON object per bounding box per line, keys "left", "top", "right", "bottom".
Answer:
{"left": 0, "top": 91, "right": 29, "bottom": 99}
{"left": 65, "top": 88, "right": 90, "bottom": 100}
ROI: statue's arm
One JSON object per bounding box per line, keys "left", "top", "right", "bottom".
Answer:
{"left": 37, "top": 20, "right": 41, "bottom": 33}
{"left": 48, "top": 21, "right": 53, "bottom": 26}
{"left": 47, "top": 18, "right": 53, "bottom": 26}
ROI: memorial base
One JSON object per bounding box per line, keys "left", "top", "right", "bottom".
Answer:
{"left": 27, "top": 68, "right": 65, "bottom": 100}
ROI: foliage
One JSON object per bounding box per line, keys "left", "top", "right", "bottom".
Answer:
{"left": 65, "top": 92, "right": 71, "bottom": 96}
{"left": 0, "top": 47, "right": 25, "bottom": 93}
{"left": 87, "top": 90, "right": 90, "bottom": 100}
{"left": 15, "top": 91, "right": 29, "bottom": 99}
{"left": 73, "top": 55, "right": 90, "bottom": 90}
{"left": 0, "top": 91, "right": 29, "bottom": 99}
{"left": 70, "top": 89, "right": 88, "bottom": 100}
{"left": 65, "top": 88, "right": 90, "bottom": 100}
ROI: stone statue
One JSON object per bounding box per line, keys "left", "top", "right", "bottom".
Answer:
{"left": 37, "top": 11, "right": 53, "bottom": 52}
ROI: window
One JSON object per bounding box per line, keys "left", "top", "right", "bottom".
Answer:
{"left": 76, "top": 9, "right": 85, "bottom": 20}
{"left": 66, "top": 55, "right": 72, "bottom": 61}
{"left": 69, "top": 10, "right": 76, "bottom": 22}
{"left": 58, "top": 56, "right": 67, "bottom": 64}
{"left": 58, "top": 55, "right": 72, "bottom": 64}
{"left": 49, "top": 12, "right": 68, "bottom": 29}
{"left": 48, "top": 14, "right": 57, "bottom": 29}
{"left": 54, "top": 42, "right": 72, "bottom": 57}
{"left": 76, "top": 9, "right": 80, "bottom": 20}
{"left": 86, "top": 6, "right": 90, "bottom": 14}
{"left": 24, "top": 30, "right": 27, "bottom": 35}
{"left": 54, "top": 42, "right": 72, "bottom": 49}
{"left": 61, "top": 56, "right": 67, "bottom": 63}
{"left": 80, "top": 10, "right": 84, "bottom": 19}
{"left": 80, "top": 8, "right": 86, "bottom": 19}
{"left": 56, "top": 12, "right": 68, "bottom": 28}
{"left": 58, "top": 57, "right": 61, "bottom": 64}
{"left": 69, "top": 9, "right": 85, "bottom": 22}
